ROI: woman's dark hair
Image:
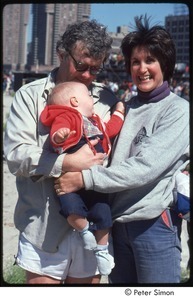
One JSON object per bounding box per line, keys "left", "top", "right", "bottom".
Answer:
{"left": 121, "top": 15, "right": 176, "bottom": 82}
{"left": 56, "top": 19, "right": 112, "bottom": 61}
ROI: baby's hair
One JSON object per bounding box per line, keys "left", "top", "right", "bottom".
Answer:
{"left": 48, "top": 82, "right": 79, "bottom": 106}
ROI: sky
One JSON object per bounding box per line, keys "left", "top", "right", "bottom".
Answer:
{"left": 90, "top": 2, "right": 189, "bottom": 32}
{"left": 27, "top": 2, "right": 189, "bottom": 42}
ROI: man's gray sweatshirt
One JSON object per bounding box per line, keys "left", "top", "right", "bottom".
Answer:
{"left": 82, "top": 92, "right": 189, "bottom": 222}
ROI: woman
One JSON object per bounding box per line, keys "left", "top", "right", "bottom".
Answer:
{"left": 55, "top": 15, "right": 189, "bottom": 283}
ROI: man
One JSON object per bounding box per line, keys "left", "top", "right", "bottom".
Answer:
{"left": 4, "top": 20, "right": 118, "bottom": 284}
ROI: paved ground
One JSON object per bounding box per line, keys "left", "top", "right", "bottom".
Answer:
{"left": 2, "top": 94, "right": 190, "bottom": 283}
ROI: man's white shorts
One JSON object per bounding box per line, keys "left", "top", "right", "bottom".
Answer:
{"left": 15, "top": 230, "right": 114, "bottom": 281}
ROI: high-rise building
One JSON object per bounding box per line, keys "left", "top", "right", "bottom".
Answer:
{"left": 77, "top": 3, "right": 91, "bottom": 22}
{"left": 109, "top": 26, "right": 129, "bottom": 54}
{"left": 28, "top": 3, "right": 91, "bottom": 71}
{"left": 3, "top": 4, "right": 30, "bottom": 71}
{"left": 3, "top": 3, "right": 91, "bottom": 72}
{"left": 165, "top": 14, "right": 189, "bottom": 65}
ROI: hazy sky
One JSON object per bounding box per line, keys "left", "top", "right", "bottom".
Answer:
{"left": 27, "top": 2, "right": 189, "bottom": 41}
{"left": 90, "top": 3, "right": 189, "bottom": 32}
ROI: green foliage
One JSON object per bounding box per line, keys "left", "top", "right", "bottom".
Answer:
{"left": 180, "top": 267, "right": 190, "bottom": 283}
{"left": 2, "top": 260, "right": 190, "bottom": 284}
{"left": 3, "top": 261, "right": 26, "bottom": 285}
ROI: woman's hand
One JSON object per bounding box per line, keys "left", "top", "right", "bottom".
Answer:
{"left": 62, "top": 139, "right": 106, "bottom": 172}
{"left": 54, "top": 172, "right": 84, "bottom": 195}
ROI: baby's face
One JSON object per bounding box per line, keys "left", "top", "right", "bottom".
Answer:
{"left": 77, "top": 84, "right": 94, "bottom": 117}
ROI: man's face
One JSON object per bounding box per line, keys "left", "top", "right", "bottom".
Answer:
{"left": 57, "top": 42, "right": 105, "bottom": 87}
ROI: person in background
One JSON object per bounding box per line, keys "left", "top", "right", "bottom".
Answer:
{"left": 40, "top": 81, "right": 124, "bottom": 275}
{"left": 4, "top": 20, "right": 119, "bottom": 284}
{"left": 55, "top": 15, "right": 189, "bottom": 284}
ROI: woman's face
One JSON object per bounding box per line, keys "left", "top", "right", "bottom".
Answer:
{"left": 130, "top": 46, "right": 164, "bottom": 92}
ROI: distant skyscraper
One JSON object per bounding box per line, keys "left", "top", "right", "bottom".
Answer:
{"left": 28, "top": 3, "right": 91, "bottom": 70}
{"left": 77, "top": 3, "right": 91, "bottom": 22}
{"left": 3, "top": 3, "right": 91, "bottom": 72}
{"left": 3, "top": 4, "right": 30, "bottom": 70}
{"left": 165, "top": 14, "right": 189, "bottom": 64}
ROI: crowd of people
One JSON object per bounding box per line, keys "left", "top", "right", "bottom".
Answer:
{"left": 4, "top": 16, "right": 190, "bottom": 285}
{"left": 99, "top": 77, "right": 190, "bottom": 103}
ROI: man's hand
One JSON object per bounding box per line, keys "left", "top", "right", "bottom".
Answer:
{"left": 62, "top": 139, "right": 106, "bottom": 172}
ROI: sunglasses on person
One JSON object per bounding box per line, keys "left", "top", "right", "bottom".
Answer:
{"left": 67, "top": 51, "right": 104, "bottom": 75}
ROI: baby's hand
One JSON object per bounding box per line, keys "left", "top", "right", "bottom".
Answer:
{"left": 115, "top": 101, "right": 125, "bottom": 114}
{"left": 53, "top": 128, "right": 76, "bottom": 144}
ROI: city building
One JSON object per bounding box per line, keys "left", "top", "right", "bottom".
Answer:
{"left": 109, "top": 25, "right": 129, "bottom": 54}
{"left": 3, "top": 4, "right": 30, "bottom": 71}
{"left": 28, "top": 3, "right": 91, "bottom": 72}
{"left": 3, "top": 3, "right": 91, "bottom": 73}
{"left": 165, "top": 14, "right": 189, "bottom": 65}
{"left": 102, "top": 26, "right": 130, "bottom": 83}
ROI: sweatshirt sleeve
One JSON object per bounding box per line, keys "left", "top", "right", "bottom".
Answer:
{"left": 82, "top": 99, "right": 189, "bottom": 193}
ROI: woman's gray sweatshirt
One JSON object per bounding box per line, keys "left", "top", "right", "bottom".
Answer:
{"left": 82, "top": 92, "right": 189, "bottom": 222}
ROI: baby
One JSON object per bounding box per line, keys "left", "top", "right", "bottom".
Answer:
{"left": 40, "top": 81, "right": 125, "bottom": 275}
